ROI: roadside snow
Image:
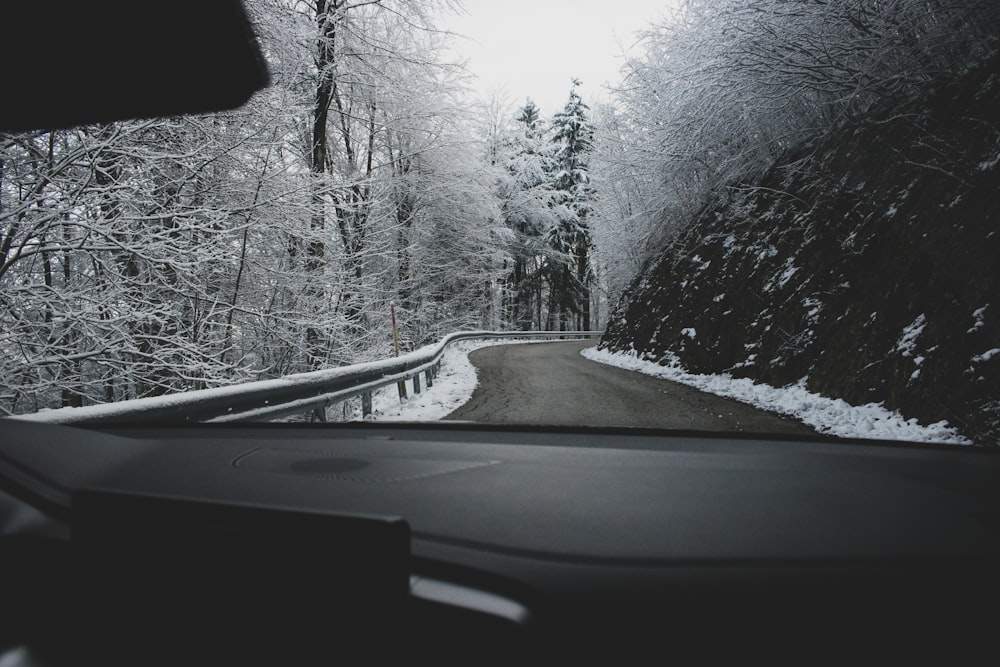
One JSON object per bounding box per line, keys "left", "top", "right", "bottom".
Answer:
{"left": 360, "top": 339, "right": 549, "bottom": 422}
{"left": 356, "top": 339, "right": 486, "bottom": 421}
{"left": 581, "top": 346, "right": 971, "bottom": 445}
{"left": 15, "top": 337, "right": 474, "bottom": 424}
{"left": 12, "top": 337, "right": 580, "bottom": 425}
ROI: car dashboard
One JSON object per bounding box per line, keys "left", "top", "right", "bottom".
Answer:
{"left": 2, "top": 419, "right": 999, "bottom": 665}
{"left": 6, "top": 0, "right": 997, "bottom": 663}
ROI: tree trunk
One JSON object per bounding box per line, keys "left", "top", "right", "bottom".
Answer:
{"left": 578, "top": 244, "right": 591, "bottom": 331}
{"left": 304, "top": 0, "right": 339, "bottom": 368}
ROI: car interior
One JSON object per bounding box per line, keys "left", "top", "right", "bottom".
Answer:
{"left": 3, "top": 2, "right": 999, "bottom": 666}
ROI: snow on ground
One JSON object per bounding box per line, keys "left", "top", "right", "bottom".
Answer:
{"left": 359, "top": 339, "right": 972, "bottom": 444}
{"left": 581, "top": 346, "right": 972, "bottom": 445}
{"left": 355, "top": 340, "right": 485, "bottom": 421}
{"left": 18, "top": 338, "right": 474, "bottom": 424}
{"left": 20, "top": 334, "right": 972, "bottom": 445}
{"left": 352, "top": 339, "right": 532, "bottom": 422}
{"left": 360, "top": 337, "right": 576, "bottom": 422}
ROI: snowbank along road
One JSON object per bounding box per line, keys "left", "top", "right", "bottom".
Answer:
{"left": 446, "top": 341, "right": 816, "bottom": 434}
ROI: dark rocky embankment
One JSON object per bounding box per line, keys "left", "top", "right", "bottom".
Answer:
{"left": 602, "top": 57, "right": 1000, "bottom": 445}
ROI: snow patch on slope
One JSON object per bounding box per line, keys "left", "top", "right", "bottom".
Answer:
{"left": 894, "top": 314, "right": 927, "bottom": 357}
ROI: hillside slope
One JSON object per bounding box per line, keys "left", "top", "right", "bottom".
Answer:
{"left": 601, "top": 57, "right": 1000, "bottom": 445}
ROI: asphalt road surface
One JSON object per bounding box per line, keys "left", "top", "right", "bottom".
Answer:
{"left": 445, "top": 340, "right": 816, "bottom": 435}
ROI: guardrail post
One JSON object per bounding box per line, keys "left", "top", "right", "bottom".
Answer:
{"left": 425, "top": 368, "right": 433, "bottom": 388}
{"left": 413, "top": 373, "right": 421, "bottom": 394}
{"left": 362, "top": 392, "right": 372, "bottom": 417}
{"left": 310, "top": 405, "right": 327, "bottom": 422}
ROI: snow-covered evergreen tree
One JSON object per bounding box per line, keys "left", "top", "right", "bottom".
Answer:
{"left": 488, "top": 98, "right": 557, "bottom": 329}
{"left": 517, "top": 98, "right": 542, "bottom": 140}
{"left": 546, "top": 80, "right": 595, "bottom": 330}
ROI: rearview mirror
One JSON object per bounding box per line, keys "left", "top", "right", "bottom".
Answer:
{"left": 1, "top": 0, "right": 269, "bottom": 131}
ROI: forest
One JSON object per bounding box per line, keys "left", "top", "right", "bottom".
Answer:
{"left": 2, "top": 0, "right": 998, "bottom": 420}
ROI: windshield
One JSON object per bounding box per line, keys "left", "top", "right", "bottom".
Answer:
{"left": 1, "top": 0, "right": 997, "bottom": 447}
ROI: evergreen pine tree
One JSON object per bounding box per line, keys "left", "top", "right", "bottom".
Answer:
{"left": 494, "top": 98, "right": 558, "bottom": 329}
{"left": 547, "top": 80, "right": 595, "bottom": 330}
{"left": 517, "top": 98, "right": 542, "bottom": 139}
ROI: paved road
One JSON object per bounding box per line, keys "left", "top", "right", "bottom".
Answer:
{"left": 445, "top": 340, "right": 816, "bottom": 434}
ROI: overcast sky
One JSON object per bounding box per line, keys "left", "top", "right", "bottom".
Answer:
{"left": 439, "top": 0, "right": 674, "bottom": 117}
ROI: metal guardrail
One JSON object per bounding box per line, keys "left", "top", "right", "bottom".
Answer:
{"left": 12, "top": 331, "right": 602, "bottom": 426}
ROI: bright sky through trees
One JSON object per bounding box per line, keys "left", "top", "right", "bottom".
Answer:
{"left": 440, "top": 0, "right": 673, "bottom": 115}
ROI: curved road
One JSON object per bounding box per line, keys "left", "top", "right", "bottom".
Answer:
{"left": 446, "top": 340, "right": 815, "bottom": 435}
